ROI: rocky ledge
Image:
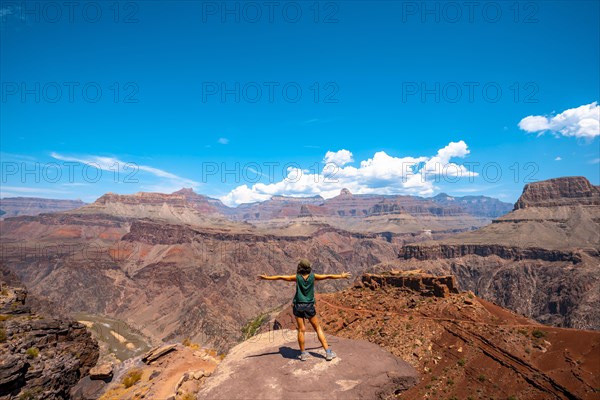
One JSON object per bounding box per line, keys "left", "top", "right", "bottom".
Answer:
{"left": 0, "top": 270, "right": 98, "bottom": 400}
{"left": 354, "top": 271, "right": 459, "bottom": 298}
{"left": 398, "top": 244, "right": 584, "bottom": 263}
{"left": 196, "top": 330, "right": 418, "bottom": 399}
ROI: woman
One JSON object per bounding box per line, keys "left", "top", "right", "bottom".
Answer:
{"left": 258, "top": 259, "right": 351, "bottom": 361}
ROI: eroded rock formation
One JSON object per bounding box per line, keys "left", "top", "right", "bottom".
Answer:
{"left": 0, "top": 268, "right": 99, "bottom": 399}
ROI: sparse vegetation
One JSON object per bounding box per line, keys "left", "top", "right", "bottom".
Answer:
{"left": 457, "top": 358, "right": 466, "bottom": 367}
{"left": 181, "top": 393, "right": 195, "bottom": 400}
{"left": 18, "top": 388, "right": 42, "bottom": 400}
{"left": 122, "top": 368, "right": 143, "bottom": 388}
{"left": 0, "top": 289, "right": 8, "bottom": 296}
{"left": 0, "top": 327, "right": 7, "bottom": 343}
{"left": 524, "top": 347, "right": 531, "bottom": 354}
{"left": 532, "top": 329, "right": 546, "bottom": 339}
{"left": 0, "top": 314, "right": 9, "bottom": 321}
{"left": 431, "top": 375, "right": 438, "bottom": 381}
{"left": 478, "top": 374, "right": 486, "bottom": 382}
{"left": 507, "top": 396, "right": 518, "bottom": 400}
{"left": 182, "top": 337, "right": 200, "bottom": 350}
{"left": 242, "top": 313, "right": 266, "bottom": 340}
{"left": 25, "top": 347, "right": 39, "bottom": 358}
{"left": 517, "top": 328, "right": 528, "bottom": 335}
{"left": 447, "top": 378, "right": 454, "bottom": 386}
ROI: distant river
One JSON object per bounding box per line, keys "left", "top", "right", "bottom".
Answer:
{"left": 73, "top": 312, "right": 153, "bottom": 361}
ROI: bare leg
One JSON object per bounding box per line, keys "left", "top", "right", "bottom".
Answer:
{"left": 295, "top": 317, "right": 306, "bottom": 352}
{"left": 308, "top": 315, "right": 329, "bottom": 351}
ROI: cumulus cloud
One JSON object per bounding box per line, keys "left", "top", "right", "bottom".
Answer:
{"left": 220, "top": 141, "right": 477, "bottom": 206}
{"left": 554, "top": 156, "right": 562, "bottom": 161}
{"left": 218, "top": 138, "right": 229, "bottom": 145}
{"left": 323, "top": 149, "right": 354, "bottom": 167}
{"left": 518, "top": 102, "right": 599, "bottom": 140}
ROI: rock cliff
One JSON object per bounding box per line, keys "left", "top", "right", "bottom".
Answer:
{"left": 0, "top": 198, "right": 86, "bottom": 220}
{"left": 389, "top": 177, "right": 600, "bottom": 330}
{"left": 0, "top": 267, "right": 99, "bottom": 399}
{"left": 514, "top": 176, "right": 600, "bottom": 209}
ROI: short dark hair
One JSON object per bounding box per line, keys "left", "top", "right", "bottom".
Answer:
{"left": 297, "top": 259, "right": 312, "bottom": 275}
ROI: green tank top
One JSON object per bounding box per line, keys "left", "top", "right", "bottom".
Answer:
{"left": 293, "top": 273, "right": 315, "bottom": 304}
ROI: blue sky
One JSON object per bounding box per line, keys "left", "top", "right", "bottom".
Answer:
{"left": 1, "top": 0, "right": 598, "bottom": 205}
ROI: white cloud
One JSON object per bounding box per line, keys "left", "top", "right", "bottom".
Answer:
{"left": 0, "top": 186, "right": 70, "bottom": 198}
{"left": 220, "top": 185, "right": 272, "bottom": 206}
{"left": 50, "top": 152, "right": 198, "bottom": 190}
{"left": 220, "top": 141, "right": 478, "bottom": 206}
{"left": 218, "top": 138, "right": 229, "bottom": 145}
{"left": 554, "top": 156, "right": 562, "bottom": 161}
{"left": 518, "top": 102, "right": 599, "bottom": 140}
{"left": 323, "top": 149, "right": 354, "bottom": 167}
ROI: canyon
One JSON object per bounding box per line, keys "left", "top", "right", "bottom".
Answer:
{"left": 0, "top": 176, "right": 598, "bottom": 399}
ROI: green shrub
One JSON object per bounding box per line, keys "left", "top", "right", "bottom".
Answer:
{"left": 25, "top": 347, "right": 39, "bottom": 358}
{"left": 532, "top": 329, "right": 546, "bottom": 339}
{"left": 447, "top": 378, "right": 454, "bottom": 385}
{"left": 122, "top": 368, "right": 142, "bottom": 388}
{"left": 242, "top": 313, "right": 266, "bottom": 340}
{"left": 457, "top": 358, "right": 466, "bottom": 367}
{"left": 478, "top": 374, "right": 486, "bottom": 382}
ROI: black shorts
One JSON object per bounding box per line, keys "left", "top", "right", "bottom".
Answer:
{"left": 293, "top": 302, "right": 316, "bottom": 319}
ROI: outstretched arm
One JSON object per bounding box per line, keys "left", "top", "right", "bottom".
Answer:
{"left": 314, "top": 272, "right": 352, "bottom": 280}
{"left": 258, "top": 274, "right": 296, "bottom": 281}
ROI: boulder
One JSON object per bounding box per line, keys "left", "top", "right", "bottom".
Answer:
{"left": 89, "top": 363, "right": 113, "bottom": 380}
{"left": 142, "top": 344, "right": 177, "bottom": 364}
